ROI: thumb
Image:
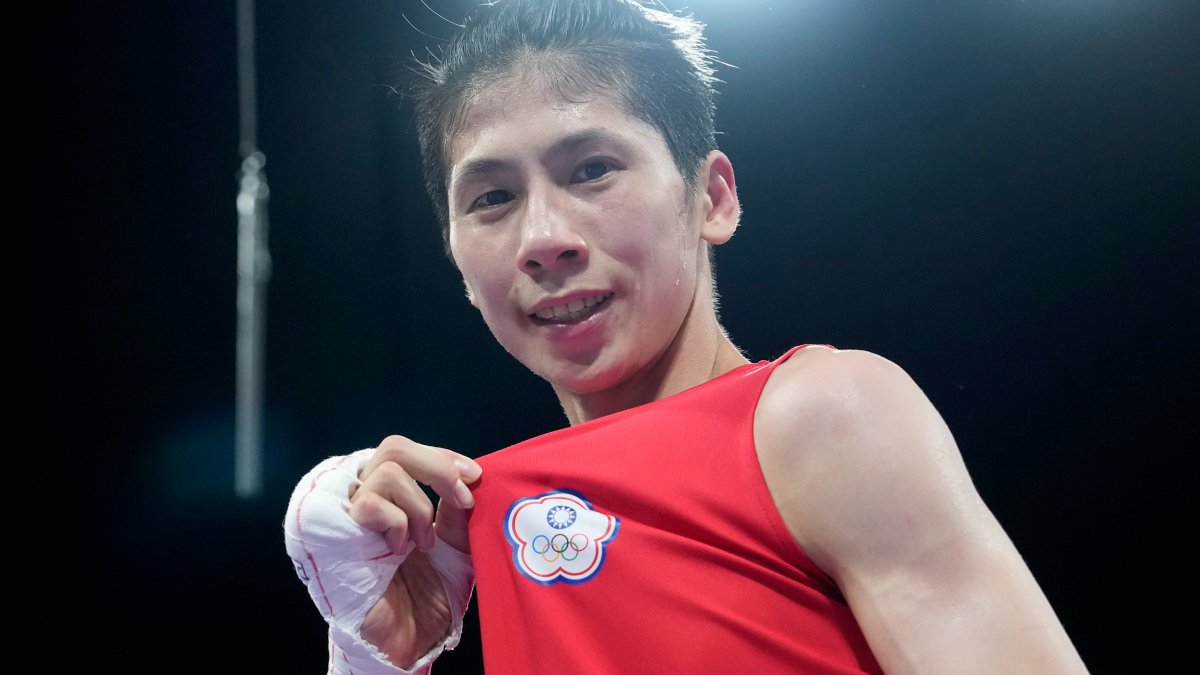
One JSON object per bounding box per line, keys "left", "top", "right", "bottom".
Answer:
{"left": 433, "top": 453, "right": 480, "bottom": 553}
{"left": 434, "top": 497, "right": 472, "bottom": 553}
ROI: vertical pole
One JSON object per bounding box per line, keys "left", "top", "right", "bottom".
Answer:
{"left": 235, "top": 0, "right": 270, "bottom": 498}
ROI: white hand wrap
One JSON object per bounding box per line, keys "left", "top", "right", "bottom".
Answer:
{"left": 283, "top": 448, "right": 475, "bottom": 674}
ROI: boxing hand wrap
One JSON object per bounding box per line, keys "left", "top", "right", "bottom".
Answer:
{"left": 284, "top": 448, "right": 476, "bottom": 674}
{"left": 326, "top": 538, "right": 474, "bottom": 675}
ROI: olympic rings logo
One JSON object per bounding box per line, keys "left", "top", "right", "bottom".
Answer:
{"left": 531, "top": 533, "right": 590, "bottom": 562}
{"left": 505, "top": 490, "right": 620, "bottom": 585}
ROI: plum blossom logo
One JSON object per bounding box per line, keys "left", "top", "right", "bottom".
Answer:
{"left": 504, "top": 490, "right": 620, "bottom": 585}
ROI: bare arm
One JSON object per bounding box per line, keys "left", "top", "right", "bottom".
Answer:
{"left": 755, "top": 347, "right": 1088, "bottom": 675}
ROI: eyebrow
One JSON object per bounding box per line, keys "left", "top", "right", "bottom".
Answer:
{"left": 449, "top": 128, "right": 621, "bottom": 195}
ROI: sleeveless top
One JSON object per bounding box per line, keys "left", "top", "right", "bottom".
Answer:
{"left": 466, "top": 346, "right": 882, "bottom": 674}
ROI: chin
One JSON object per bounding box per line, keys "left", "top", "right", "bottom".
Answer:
{"left": 541, "top": 353, "right": 646, "bottom": 396}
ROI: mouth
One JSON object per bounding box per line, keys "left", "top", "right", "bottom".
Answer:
{"left": 529, "top": 293, "right": 613, "bottom": 325}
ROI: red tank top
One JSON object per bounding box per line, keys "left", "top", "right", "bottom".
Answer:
{"left": 466, "top": 346, "right": 882, "bottom": 674}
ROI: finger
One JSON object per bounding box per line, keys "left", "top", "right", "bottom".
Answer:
{"left": 382, "top": 512, "right": 416, "bottom": 557}
{"left": 451, "top": 453, "right": 483, "bottom": 484}
{"left": 434, "top": 496, "right": 472, "bottom": 554}
{"left": 351, "top": 463, "right": 437, "bottom": 551}
{"left": 363, "top": 435, "right": 482, "bottom": 509}
{"left": 345, "top": 489, "right": 418, "bottom": 556}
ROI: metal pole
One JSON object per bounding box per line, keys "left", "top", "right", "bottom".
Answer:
{"left": 235, "top": 0, "right": 270, "bottom": 498}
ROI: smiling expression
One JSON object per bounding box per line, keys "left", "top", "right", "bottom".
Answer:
{"left": 446, "top": 81, "right": 723, "bottom": 396}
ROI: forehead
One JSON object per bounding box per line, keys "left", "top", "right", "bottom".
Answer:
{"left": 446, "top": 80, "right": 668, "bottom": 173}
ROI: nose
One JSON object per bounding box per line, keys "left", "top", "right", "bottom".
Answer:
{"left": 517, "top": 186, "right": 588, "bottom": 274}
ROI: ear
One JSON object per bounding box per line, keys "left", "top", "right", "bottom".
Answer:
{"left": 698, "top": 150, "right": 740, "bottom": 245}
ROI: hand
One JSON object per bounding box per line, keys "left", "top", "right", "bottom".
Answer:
{"left": 283, "top": 436, "right": 481, "bottom": 673}
{"left": 347, "top": 435, "right": 482, "bottom": 666}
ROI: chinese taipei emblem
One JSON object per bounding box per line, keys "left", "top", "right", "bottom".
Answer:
{"left": 504, "top": 490, "right": 620, "bottom": 585}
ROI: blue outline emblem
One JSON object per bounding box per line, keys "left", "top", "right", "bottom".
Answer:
{"left": 504, "top": 489, "right": 620, "bottom": 585}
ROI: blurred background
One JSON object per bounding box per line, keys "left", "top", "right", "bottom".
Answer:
{"left": 46, "top": 0, "right": 1195, "bottom": 672}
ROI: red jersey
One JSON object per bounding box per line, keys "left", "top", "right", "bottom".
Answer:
{"left": 466, "top": 346, "right": 883, "bottom": 674}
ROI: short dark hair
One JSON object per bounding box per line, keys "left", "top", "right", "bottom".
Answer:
{"left": 402, "top": 0, "right": 722, "bottom": 250}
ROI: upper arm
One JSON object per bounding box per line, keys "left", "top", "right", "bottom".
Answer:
{"left": 754, "top": 348, "right": 1088, "bottom": 675}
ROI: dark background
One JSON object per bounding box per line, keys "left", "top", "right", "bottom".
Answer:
{"left": 46, "top": 0, "right": 1195, "bottom": 672}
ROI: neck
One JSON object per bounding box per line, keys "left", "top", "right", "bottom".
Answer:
{"left": 551, "top": 293, "right": 750, "bottom": 426}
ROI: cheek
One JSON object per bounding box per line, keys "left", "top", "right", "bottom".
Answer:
{"left": 450, "top": 233, "right": 491, "bottom": 293}
{"left": 606, "top": 209, "right": 695, "bottom": 276}
{"left": 463, "top": 269, "right": 517, "bottom": 328}
{"left": 465, "top": 272, "right": 501, "bottom": 314}
{"left": 608, "top": 175, "right": 693, "bottom": 245}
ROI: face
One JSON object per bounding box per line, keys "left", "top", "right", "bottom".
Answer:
{"left": 445, "top": 82, "right": 726, "bottom": 395}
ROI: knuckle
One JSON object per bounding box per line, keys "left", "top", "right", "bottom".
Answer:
{"left": 409, "top": 496, "right": 436, "bottom": 522}
{"left": 372, "top": 432, "right": 410, "bottom": 458}
{"left": 347, "top": 493, "right": 389, "bottom": 530}
{"left": 371, "top": 461, "right": 410, "bottom": 483}
{"left": 377, "top": 434, "right": 413, "bottom": 451}
{"left": 373, "top": 436, "right": 419, "bottom": 466}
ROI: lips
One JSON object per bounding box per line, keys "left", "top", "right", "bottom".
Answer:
{"left": 530, "top": 293, "right": 612, "bottom": 325}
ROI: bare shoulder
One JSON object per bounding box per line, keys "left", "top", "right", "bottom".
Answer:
{"left": 755, "top": 345, "right": 921, "bottom": 423}
{"left": 754, "top": 346, "right": 939, "bottom": 476}
{"left": 754, "top": 349, "right": 1090, "bottom": 673}
{"left": 753, "top": 345, "right": 975, "bottom": 577}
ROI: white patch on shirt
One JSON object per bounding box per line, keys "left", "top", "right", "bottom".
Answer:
{"left": 504, "top": 489, "right": 620, "bottom": 585}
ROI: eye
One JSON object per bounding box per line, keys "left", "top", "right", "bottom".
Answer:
{"left": 472, "top": 189, "right": 514, "bottom": 210}
{"left": 572, "top": 160, "right": 612, "bottom": 183}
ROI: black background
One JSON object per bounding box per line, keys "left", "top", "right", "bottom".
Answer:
{"left": 45, "top": 0, "right": 1196, "bottom": 672}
